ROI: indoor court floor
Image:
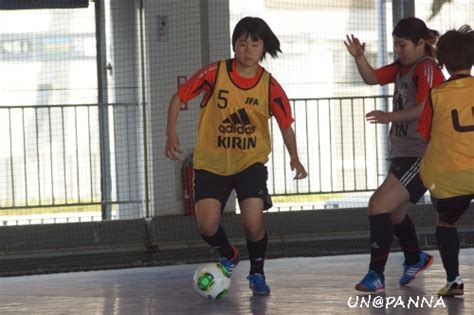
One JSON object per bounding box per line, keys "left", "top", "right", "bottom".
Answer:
{"left": 0, "top": 249, "right": 471, "bottom": 314}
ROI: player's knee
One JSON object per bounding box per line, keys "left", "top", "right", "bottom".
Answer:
{"left": 197, "top": 222, "right": 219, "bottom": 237}
{"left": 368, "top": 196, "right": 382, "bottom": 214}
{"left": 245, "top": 225, "right": 265, "bottom": 241}
{"left": 390, "top": 211, "right": 405, "bottom": 225}
{"left": 367, "top": 193, "right": 395, "bottom": 215}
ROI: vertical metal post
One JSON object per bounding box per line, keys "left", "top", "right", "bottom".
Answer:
{"left": 376, "top": 0, "right": 390, "bottom": 178}
{"left": 200, "top": 0, "right": 210, "bottom": 66}
{"left": 138, "top": 0, "right": 150, "bottom": 217}
{"left": 95, "top": 0, "right": 112, "bottom": 219}
{"left": 386, "top": 0, "right": 414, "bottom": 181}
{"left": 392, "top": 0, "right": 415, "bottom": 32}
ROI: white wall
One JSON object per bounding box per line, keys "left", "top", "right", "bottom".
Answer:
{"left": 106, "top": 0, "right": 143, "bottom": 219}
{"left": 145, "top": 0, "right": 233, "bottom": 215}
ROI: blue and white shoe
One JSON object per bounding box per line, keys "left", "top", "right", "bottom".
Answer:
{"left": 355, "top": 270, "right": 385, "bottom": 292}
{"left": 247, "top": 273, "right": 271, "bottom": 295}
{"left": 399, "top": 251, "right": 433, "bottom": 286}
{"left": 219, "top": 244, "right": 240, "bottom": 277}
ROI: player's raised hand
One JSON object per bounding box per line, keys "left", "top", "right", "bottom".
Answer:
{"left": 344, "top": 34, "right": 366, "bottom": 58}
{"left": 290, "top": 159, "right": 308, "bottom": 180}
{"left": 164, "top": 133, "right": 182, "bottom": 160}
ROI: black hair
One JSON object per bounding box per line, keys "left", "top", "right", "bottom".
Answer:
{"left": 231, "top": 17, "right": 282, "bottom": 60}
{"left": 392, "top": 17, "right": 438, "bottom": 56}
{"left": 436, "top": 25, "right": 474, "bottom": 72}
{"left": 393, "top": 17, "right": 431, "bottom": 42}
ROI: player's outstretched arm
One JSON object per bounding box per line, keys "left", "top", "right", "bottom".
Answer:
{"left": 164, "top": 93, "right": 183, "bottom": 160}
{"left": 279, "top": 126, "right": 308, "bottom": 180}
{"left": 344, "top": 34, "right": 378, "bottom": 85}
{"left": 366, "top": 104, "right": 424, "bottom": 124}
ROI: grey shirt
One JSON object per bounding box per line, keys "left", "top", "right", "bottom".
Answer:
{"left": 388, "top": 56, "right": 436, "bottom": 159}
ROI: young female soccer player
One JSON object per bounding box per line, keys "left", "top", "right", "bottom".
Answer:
{"left": 344, "top": 17, "right": 444, "bottom": 292}
{"left": 418, "top": 25, "right": 474, "bottom": 297}
{"left": 165, "top": 16, "right": 307, "bottom": 295}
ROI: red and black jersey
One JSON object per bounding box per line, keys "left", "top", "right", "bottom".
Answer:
{"left": 178, "top": 59, "right": 294, "bottom": 129}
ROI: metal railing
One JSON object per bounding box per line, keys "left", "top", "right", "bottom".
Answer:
{"left": 0, "top": 103, "right": 143, "bottom": 212}
{"left": 0, "top": 96, "right": 392, "bottom": 216}
{"left": 268, "top": 95, "right": 391, "bottom": 196}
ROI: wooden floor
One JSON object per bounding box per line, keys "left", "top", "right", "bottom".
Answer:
{"left": 0, "top": 249, "right": 471, "bottom": 314}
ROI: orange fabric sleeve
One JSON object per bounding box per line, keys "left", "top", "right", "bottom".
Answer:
{"left": 269, "top": 77, "right": 294, "bottom": 129}
{"left": 177, "top": 62, "right": 218, "bottom": 103}
{"left": 413, "top": 60, "right": 444, "bottom": 106}
{"left": 416, "top": 93, "right": 433, "bottom": 141}
{"left": 375, "top": 62, "right": 400, "bottom": 85}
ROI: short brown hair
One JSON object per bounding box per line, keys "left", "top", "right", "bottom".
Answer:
{"left": 436, "top": 25, "right": 474, "bottom": 72}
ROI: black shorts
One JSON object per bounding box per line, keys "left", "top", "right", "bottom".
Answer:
{"left": 194, "top": 163, "right": 272, "bottom": 211}
{"left": 432, "top": 194, "right": 474, "bottom": 225}
{"left": 389, "top": 157, "right": 426, "bottom": 204}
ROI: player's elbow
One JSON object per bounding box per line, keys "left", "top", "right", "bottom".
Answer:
{"left": 361, "top": 75, "right": 378, "bottom": 85}
{"left": 363, "top": 78, "right": 378, "bottom": 85}
{"left": 360, "top": 69, "right": 378, "bottom": 85}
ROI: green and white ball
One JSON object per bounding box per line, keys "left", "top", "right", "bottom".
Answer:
{"left": 193, "top": 263, "right": 231, "bottom": 300}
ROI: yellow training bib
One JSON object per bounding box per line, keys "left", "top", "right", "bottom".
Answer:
{"left": 420, "top": 77, "right": 474, "bottom": 198}
{"left": 193, "top": 60, "right": 272, "bottom": 175}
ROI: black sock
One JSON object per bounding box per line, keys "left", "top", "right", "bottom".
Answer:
{"left": 436, "top": 226, "right": 460, "bottom": 282}
{"left": 393, "top": 215, "right": 420, "bottom": 265}
{"left": 369, "top": 214, "right": 393, "bottom": 276}
{"left": 247, "top": 232, "right": 268, "bottom": 275}
{"left": 200, "top": 225, "right": 234, "bottom": 259}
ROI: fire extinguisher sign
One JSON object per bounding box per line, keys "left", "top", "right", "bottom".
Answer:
{"left": 177, "top": 75, "right": 188, "bottom": 110}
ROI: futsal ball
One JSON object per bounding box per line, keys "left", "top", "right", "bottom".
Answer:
{"left": 193, "top": 262, "right": 231, "bottom": 300}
